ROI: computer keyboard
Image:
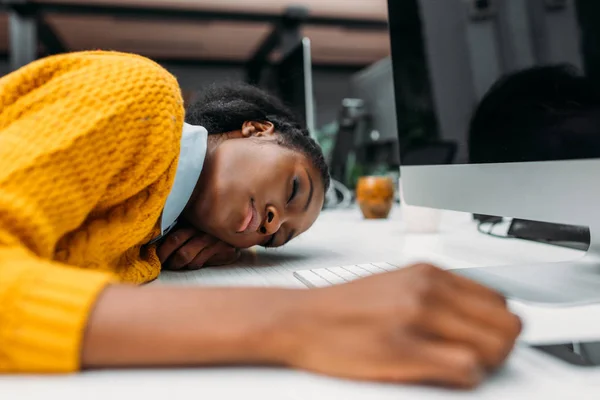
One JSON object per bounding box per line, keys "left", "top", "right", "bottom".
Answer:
{"left": 293, "top": 262, "right": 401, "bottom": 288}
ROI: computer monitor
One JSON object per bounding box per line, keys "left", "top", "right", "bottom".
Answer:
{"left": 388, "top": 0, "right": 600, "bottom": 306}
{"left": 261, "top": 37, "right": 316, "bottom": 135}
{"left": 350, "top": 58, "right": 401, "bottom": 166}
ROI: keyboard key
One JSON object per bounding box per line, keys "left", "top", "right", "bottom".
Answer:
{"left": 313, "top": 268, "right": 346, "bottom": 285}
{"left": 350, "top": 264, "right": 375, "bottom": 278}
{"left": 294, "top": 270, "right": 331, "bottom": 288}
{"left": 372, "top": 262, "right": 399, "bottom": 272}
{"left": 294, "top": 263, "right": 402, "bottom": 288}
{"left": 328, "top": 266, "right": 361, "bottom": 282}
{"left": 360, "top": 263, "right": 388, "bottom": 275}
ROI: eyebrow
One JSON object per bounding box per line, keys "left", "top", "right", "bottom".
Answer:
{"left": 304, "top": 168, "right": 314, "bottom": 212}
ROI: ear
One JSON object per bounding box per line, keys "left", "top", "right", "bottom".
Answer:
{"left": 241, "top": 121, "right": 275, "bottom": 138}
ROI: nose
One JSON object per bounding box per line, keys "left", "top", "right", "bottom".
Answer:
{"left": 259, "top": 205, "right": 281, "bottom": 236}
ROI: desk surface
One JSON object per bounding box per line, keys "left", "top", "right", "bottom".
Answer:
{"left": 3, "top": 207, "right": 600, "bottom": 399}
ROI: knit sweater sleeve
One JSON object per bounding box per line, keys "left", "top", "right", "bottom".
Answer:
{"left": 0, "top": 52, "right": 184, "bottom": 372}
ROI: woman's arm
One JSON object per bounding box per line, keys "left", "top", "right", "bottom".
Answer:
{"left": 83, "top": 264, "right": 521, "bottom": 388}
{"left": 82, "top": 285, "right": 298, "bottom": 367}
{"left": 0, "top": 52, "right": 520, "bottom": 386}
{"left": 0, "top": 51, "right": 183, "bottom": 372}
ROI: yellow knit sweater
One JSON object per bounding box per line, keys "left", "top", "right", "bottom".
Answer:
{"left": 0, "top": 51, "right": 184, "bottom": 373}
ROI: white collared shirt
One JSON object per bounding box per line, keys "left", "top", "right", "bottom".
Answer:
{"left": 147, "top": 122, "right": 208, "bottom": 244}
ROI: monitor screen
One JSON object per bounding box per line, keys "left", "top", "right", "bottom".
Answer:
{"left": 261, "top": 38, "right": 315, "bottom": 134}
{"left": 388, "top": 0, "right": 600, "bottom": 166}
{"left": 350, "top": 58, "right": 401, "bottom": 166}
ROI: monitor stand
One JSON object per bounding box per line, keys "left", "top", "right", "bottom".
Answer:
{"left": 451, "top": 221, "right": 600, "bottom": 307}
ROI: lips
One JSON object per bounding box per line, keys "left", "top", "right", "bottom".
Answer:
{"left": 237, "top": 200, "right": 261, "bottom": 234}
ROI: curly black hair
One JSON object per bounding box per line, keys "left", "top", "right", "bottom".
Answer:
{"left": 185, "top": 82, "right": 330, "bottom": 194}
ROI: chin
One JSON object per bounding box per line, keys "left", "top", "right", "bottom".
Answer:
{"left": 217, "top": 230, "right": 258, "bottom": 249}
{"left": 189, "top": 206, "right": 257, "bottom": 248}
{"left": 204, "top": 226, "right": 246, "bottom": 248}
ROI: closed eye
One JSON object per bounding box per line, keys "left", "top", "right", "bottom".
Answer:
{"left": 288, "top": 177, "right": 299, "bottom": 204}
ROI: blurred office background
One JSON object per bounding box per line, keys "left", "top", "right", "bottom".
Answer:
{"left": 0, "top": 0, "right": 391, "bottom": 169}
{"left": 1, "top": 0, "right": 598, "bottom": 199}
{"left": 0, "top": 0, "right": 400, "bottom": 197}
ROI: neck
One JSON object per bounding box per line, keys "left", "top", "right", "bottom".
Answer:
{"left": 182, "top": 133, "right": 225, "bottom": 221}
{"left": 206, "top": 133, "right": 225, "bottom": 157}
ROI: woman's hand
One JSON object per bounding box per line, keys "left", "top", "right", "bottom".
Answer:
{"left": 157, "top": 226, "right": 240, "bottom": 270}
{"left": 83, "top": 264, "right": 520, "bottom": 389}
{"left": 282, "top": 264, "right": 522, "bottom": 388}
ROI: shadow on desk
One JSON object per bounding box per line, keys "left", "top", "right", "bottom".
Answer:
{"left": 235, "top": 247, "right": 335, "bottom": 267}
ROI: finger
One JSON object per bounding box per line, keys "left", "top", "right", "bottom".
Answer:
{"left": 403, "top": 263, "right": 503, "bottom": 306}
{"left": 156, "top": 228, "right": 196, "bottom": 263}
{"left": 188, "top": 242, "right": 235, "bottom": 270}
{"left": 387, "top": 340, "right": 484, "bottom": 388}
{"left": 419, "top": 306, "right": 516, "bottom": 370}
{"left": 203, "top": 247, "right": 240, "bottom": 267}
{"left": 418, "top": 342, "right": 484, "bottom": 389}
{"left": 436, "top": 281, "right": 522, "bottom": 345}
{"left": 169, "top": 234, "right": 216, "bottom": 270}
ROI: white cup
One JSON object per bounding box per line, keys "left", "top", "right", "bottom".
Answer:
{"left": 399, "top": 179, "right": 442, "bottom": 233}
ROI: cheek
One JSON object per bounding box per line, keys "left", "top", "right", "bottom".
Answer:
{"left": 253, "top": 146, "right": 293, "bottom": 170}
{"left": 217, "top": 141, "right": 280, "bottom": 176}
{"left": 211, "top": 141, "right": 300, "bottom": 213}
{"left": 212, "top": 146, "right": 255, "bottom": 194}
{"left": 231, "top": 146, "right": 294, "bottom": 186}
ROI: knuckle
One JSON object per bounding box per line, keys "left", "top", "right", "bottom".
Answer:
{"left": 195, "top": 237, "right": 211, "bottom": 249}
{"left": 413, "top": 264, "right": 446, "bottom": 283}
{"left": 189, "top": 256, "right": 206, "bottom": 268}
{"left": 187, "top": 261, "right": 204, "bottom": 270}
{"left": 508, "top": 314, "right": 523, "bottom": 338}
{"left": 167, "top": 233, "right": 181, "bottom": 246}
{"left": 415, "top": 263, "right": 439, "bottom": 275}
{"left": 453, "top": 348, "right": 480, "bottom": 373}
{"left": 402, "top": 297, "right": 429, "bottom": 326}
{"left": 484, "top": 289, "right": 508, "bottom": 307}
{"left": 461, "top": 372, "right": 484, "bottom": 390}
{"left": 216, "top": 250, "right": 239, "bottom": 265}
{"left": 412, "top": 274, "right": 439, "bottom": 300}
{"left": 487, "top": 336, "right": 510, "bottom": 365}
{"left": 166, "top": 228, "right": 193, "bottom": 246}
{"left": 173, "top": 248, "right": 192, "bottom": 265}
{"left": 496, "top": 292, "right": 508, "bottom": 305}
{"left": 449, "top": 348, "right": 484, "bottom": 389}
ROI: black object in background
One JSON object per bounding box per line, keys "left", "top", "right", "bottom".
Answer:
{"left": 508, "top": 219, "right": 590, "bottom": 251}
{"left": 329, "top": 99, "right": 370, "bottom": 184}
{"left": 533, "top": 341, "right": 600, "bottom": 367}
{"left": 400, "top": 141, "right": 458, "bottom": 166}
{"left": 473, "top": 214, "right": 503, "bottom": 223}
{"left": 260, "top": 39, "right": 312, "bottom": 129}
{"left": 276, "top": 41, "right": 309, "bottom": 126}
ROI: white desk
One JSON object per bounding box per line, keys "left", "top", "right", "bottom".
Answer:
{"left": 2, "top": 207, "right": 600, "bottom": 399}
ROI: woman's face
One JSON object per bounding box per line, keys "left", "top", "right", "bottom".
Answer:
{"left": 184, "top": 122, "right": 325, "bottom": 249}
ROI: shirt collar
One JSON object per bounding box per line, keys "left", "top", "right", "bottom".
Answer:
{"left": 148, "top": 122, "right": 208, "bottom": 244}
